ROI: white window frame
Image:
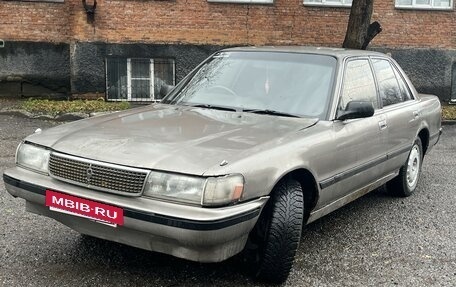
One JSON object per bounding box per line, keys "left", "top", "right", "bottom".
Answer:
{"left": 395, "top": 0, "right": 453, "bottom": 10}
{"left": 207, "top": 0, "right": 273, "bottom": 4}
{"left": 303, "top": 0, "right": 352, "bottom": 7}
{"left": 127, "top": 58, "right": 154, "bottom": 102}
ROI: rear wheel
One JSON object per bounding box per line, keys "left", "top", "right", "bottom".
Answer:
{"left": 387, "top": 137, "right": 423, "bottom": 197}
{"left": 245, "top": 178, "right": 304, "bottom": 283}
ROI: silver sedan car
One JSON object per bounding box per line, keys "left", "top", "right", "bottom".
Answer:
{"left": 3, "top": 47, "right": 442, "bottom": 283}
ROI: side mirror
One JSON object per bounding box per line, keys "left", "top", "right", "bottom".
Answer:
{"left": 159, "top": 84, "right": 175, "bottom": 98}
{"left": 337, "top": 101, "right": 375, "bottom": 121}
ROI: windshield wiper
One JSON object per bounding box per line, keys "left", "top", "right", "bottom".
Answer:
{"left": 243, "top": 109, "right": 302, "bottom": 118}
{"left": 181, "top": 103, "right": 239, "bottom": 112}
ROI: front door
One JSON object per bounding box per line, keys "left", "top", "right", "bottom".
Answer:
{"left": 318, "top": 58, "right": 386, "bottom": 206}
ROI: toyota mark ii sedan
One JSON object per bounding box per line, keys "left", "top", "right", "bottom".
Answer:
{"left": 3, "top": 47, "right": 442, "bottom": 283}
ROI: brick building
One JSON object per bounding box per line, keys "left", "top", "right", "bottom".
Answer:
{"left": 0, "top": 0, "right": 455, "bottom": 102}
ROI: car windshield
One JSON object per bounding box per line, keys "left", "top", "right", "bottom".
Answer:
{"left": 164, "top": 51, "right": 337, "bottom": 119}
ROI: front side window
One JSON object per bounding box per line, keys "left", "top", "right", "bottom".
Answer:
{"left": 304, "top": 0, "right": 352, "bottom": 7}
{"left": 372, "top": 59, "right": 404, "bottom": 107}
{"left": 395, "top": 0, "right": 452, "bottom": 9}
{"left": 339, "top": 59, "right": 378, "bottom": 111}
{"left": 106, "top": 58, "right": 175, "bottom": 102}
{"left": 164, "top": 52, "right": 337, "bottom": 119}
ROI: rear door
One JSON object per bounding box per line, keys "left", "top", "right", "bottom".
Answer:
{"left": 371, "top": 58, "right": 420, "bottom": 174}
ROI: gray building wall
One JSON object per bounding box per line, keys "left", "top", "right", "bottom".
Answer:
{"left": 70, "top": 42, "right": 224, "bottom": 95}
{"left": 1, "top": 41, "right": 454, "bottom": 102}
{"left": 374, "top": 48, "right": 455, "bottom": 101}
{"left": 0, "top": 42, "right": 70, "bottom": 97}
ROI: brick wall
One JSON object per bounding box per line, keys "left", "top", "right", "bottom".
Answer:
{"left": 0, "top": 0, "right": 455, "bottom": 49}
{"left": 0, "top": 1, "right": 70, "bottom": 42}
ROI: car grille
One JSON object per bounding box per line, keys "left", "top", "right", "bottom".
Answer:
{"left": 48, "top": 152, "right": 149, "bottom": 196}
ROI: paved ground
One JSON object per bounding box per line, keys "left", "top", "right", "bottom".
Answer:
{"left": 0, "top": 114, "right": 455, "bottom": 287}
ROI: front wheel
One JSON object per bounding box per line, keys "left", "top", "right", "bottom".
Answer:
{"left": 245, "top": 178, "right": 304, "bottom": 283}
{"left": 387, "top": 137, "right": 423, "bottom": 197}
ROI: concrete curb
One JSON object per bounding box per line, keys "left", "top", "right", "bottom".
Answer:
{"left": 442, "top": 120, "right": 456, "bottom": 126}
{"left": 0, "top": 109, "right": 119, "bottom": 122}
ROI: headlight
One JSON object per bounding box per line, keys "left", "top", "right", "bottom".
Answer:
{"left": 16, "top": 143, "right": 50, "bottom": 174}
{"left": 143, "top": 172, "right": 244, "bottom": 206}
{"left": 144, "top": 172, "right": 206, "bottom": 204}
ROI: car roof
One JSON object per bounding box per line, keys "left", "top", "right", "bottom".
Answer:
{"left": 222, "top": 46, "right": 387, "bottom": 59}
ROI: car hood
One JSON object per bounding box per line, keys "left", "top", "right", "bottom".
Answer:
{"left": 26, "top": 104, "right": 318, "bottom": 175}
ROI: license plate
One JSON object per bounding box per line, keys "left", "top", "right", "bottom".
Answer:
{"left": 45, "top": 190, "right": 124, "bottom": 227}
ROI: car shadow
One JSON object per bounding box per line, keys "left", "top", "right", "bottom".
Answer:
{"left": 65, "top": 185, "right": 400, "bottom": 286}
{"left": 303, "top": 185, "right": 394, "bottom": 232}
{"left": 72, "top": 234, "right": 270, "bottom": 286}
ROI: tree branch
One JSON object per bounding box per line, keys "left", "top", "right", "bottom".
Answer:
{"left": 362, "top": 21, "right": 382, "bottom": 50}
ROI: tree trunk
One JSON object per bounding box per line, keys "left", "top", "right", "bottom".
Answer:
{"left": 343, "top": 0, "right": 382, "bottom": 50}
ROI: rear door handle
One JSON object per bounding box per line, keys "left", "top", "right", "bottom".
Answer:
{"left": 413, "top": 111, "right": 420, "bottom": 119}
{"left": 378, "top": 120, "right": 388, "bottom": 130}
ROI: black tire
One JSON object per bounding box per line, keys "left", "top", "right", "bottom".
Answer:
{"left": 246, "top": 178, "right": 304, "bottom": 284}
{"left": 387, "top": 137, "right": 423, "bottom": 197}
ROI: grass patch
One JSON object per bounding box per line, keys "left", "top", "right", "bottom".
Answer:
{"left": 12, "top": 98, "right": 456, "bottom": 120}
{"left": 20, "top": 99, "right": 130, "bottom": 116}
{"left": 442, "top": 105, "right": 456, "bottom": 120}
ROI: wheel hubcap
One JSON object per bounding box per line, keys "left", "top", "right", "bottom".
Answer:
{"left": 406, "top": 145, "right": 421, "bottom": 189}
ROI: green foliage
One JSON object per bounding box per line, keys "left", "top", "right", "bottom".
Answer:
{"left": 21, "top": 99, "right": 130, "bottom": 116}
{"left": 442, "top": 105, "right": 456, "bottom": 120}
{"left": 13, "top": 98, "right": 456, "bottom": 120}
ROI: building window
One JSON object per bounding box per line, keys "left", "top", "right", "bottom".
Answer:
{"left": 304, "top": 0, "right": 352, "bottom": 7}
{"left": 106, "top": 58, "right": 175, "bottom": 102}
{"left": 207, "top": 0, "right": 273, "bottom": 3}
{"left": 395, "top": 0, "right": 453, "bottom": 9}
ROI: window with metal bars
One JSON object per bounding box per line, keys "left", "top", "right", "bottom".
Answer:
{"left": 106, "top": 58, "right": 175, "bottom": 102}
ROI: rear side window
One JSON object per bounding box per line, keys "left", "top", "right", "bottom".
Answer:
{"left": 339, "top": 59, "right": 378, "bottom": 111}
{"left": 392, "top": 66, "right": 412, "bottom": 101}
{"left": 372, "top": 59, "right": 404, "bottom": 107}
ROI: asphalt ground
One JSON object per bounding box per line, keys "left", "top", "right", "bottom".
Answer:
{"left": 0, "top": 114, "right": 455, "bottom": 287}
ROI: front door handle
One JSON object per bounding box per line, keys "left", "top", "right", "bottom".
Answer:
{"left": 378, "top": 120, "right": 388, "bottom": 130}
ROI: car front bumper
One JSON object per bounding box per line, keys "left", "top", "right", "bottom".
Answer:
{"left": 3, "top": 167, "right": 268, "bottom": 263}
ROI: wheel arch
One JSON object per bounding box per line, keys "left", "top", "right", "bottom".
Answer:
{"left": 269, "top": 167, "right": 320, "bottom": 223}
{"left": 417, "top": 128, "right": 430, "bottom": 156}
